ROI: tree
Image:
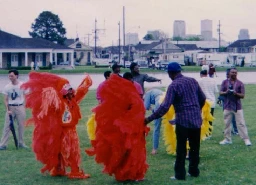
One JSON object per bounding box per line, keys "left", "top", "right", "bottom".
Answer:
{"left": 29, "top": 11, "right": 66, "bottom": 45}
{"left": 185, "top": 36, "right": 202, "bottom": 41}
{"left": 143, "top": 34, "right": 154, "bottom": 40}
{"left": 172, "top": 36, "right": 183, "bottom": 41}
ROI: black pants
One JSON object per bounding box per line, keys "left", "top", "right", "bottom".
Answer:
{"left": 174, "top": 124, "right": 201, "bottom": 180}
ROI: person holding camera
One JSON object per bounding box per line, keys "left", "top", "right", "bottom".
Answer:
{"left": 219, "top": 68, "right": 251, "bottom": 146}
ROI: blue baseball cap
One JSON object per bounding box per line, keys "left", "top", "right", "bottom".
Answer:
{"left": 167, "top": 62, "right": 182, "bottom": 72}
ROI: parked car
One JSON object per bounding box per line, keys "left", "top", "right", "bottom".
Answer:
{"left": 157, "top": 60, "right": 170, "bottom": 70}
{"left": 122, "top": 61, "right": 131, "bottom": 68}
{"left": 134, "top": 60, "right": 148, "bottom": 68}
{"left": 215, "top": 62, "right": 235, "bottom": 68}
{"left": 249, "top": 62, "right": 256, "bottom": 67}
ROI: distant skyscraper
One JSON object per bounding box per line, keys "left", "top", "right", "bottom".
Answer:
{"left": 125, "top": 33, "right": 139, "bottom": 45}
{"left": 201, "top": 19, "right": 213, "bottom": 41}
{"left": 173, "top": 20, "right": 186, "bottom": 38}
{"left": 238, "top": 29, "right": 250, "bottom": 40}
{"left": 147, "top": 30, "right": 161, "bottom": 40}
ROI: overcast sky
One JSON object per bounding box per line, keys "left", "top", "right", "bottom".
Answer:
{"left": 0, "top": 0, "right": 255, "bottom": 46}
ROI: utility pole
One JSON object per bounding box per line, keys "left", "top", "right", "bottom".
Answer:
{"left": 93, "top": 19, "right": 105, "bottom": 58}
{"left": 123, "top": 6, "right": 126, "bottom": 67}
{"left": 118, "top": 21, "right": 121, "bottom": 64}
{"left": 85, "top": 33, "right": 92, "bottom": 46}
{"left": 217, "top": 20, "right": 221, "bottom": 52}
{"left": 94, "top": 19, "right": 97, "bottom": 57}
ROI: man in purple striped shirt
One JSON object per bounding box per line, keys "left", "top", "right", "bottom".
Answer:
{"left": 145, "top": 62, "right": 206, "bottom": 180}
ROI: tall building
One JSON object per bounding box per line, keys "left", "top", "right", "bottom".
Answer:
{"left": 173, "top": 20, "right": 186, "bottom": 38}
{"left": 125, "top": 33, "right": 139, "bottom": 45}
{"left": 201, "top": 19, "right": 213, "bottom": 41}
{"left": 238, "top": 29, "right": 250, "bottom": 40}
{"left": 147, "top": 30, "right": 161, "bottom": 40}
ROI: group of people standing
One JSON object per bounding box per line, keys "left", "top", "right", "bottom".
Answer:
{"left": 199, "top": 64, "right": 251, "bottom": 146}
{"left": 0, "top": 61, "right": 252, "bottom": 182}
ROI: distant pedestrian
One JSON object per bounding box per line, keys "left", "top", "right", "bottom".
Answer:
{"left": 219, "top": 68, "right": 251, "bottom": 146}
{"left": 208, "top": 63, "right": 217, "bottom": 78}
{"left": 30, "top": 61, "right": 35, "bottom": 70}
{"left": 96, "top": 71, "right": 112, "bottom": 104}
{"left": 35, "top": 61, "right": 39, "bottom": 70}
{"left": 130, "top": 62, "right": 161, "bottom": 94}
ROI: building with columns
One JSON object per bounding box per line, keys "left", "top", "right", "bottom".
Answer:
{"left": 0, "top": 30, "right": 74, "bottom": 69}
{"left": 64, "top": 38, "right": 93, "bottom": 65}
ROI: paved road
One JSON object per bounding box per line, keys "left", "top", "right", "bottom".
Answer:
{"left": 0, "top": 71, "right": 255, "bottom": 91}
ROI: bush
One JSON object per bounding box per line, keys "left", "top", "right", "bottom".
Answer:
{"left": 8, "top": 66, "right": 31, "bottom": 70}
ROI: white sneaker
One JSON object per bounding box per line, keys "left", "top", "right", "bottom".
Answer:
{"left": 244, "top": 139, "right": 252, "bottom": 146}
{"left": 219, "top": 139, "right": 232, "bottom": 145}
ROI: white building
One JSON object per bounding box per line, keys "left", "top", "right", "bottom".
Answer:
{"left": 173, "top": 20, "right": 186, "bottom": 38}
{"left": 238, "top": 29, "right": 250, "bottom": 40}
{"left": 125, "top": 33, "right": 139, "bottom": 45}
{"left": 201, "top": 19, "right": 213, "bottom": 41}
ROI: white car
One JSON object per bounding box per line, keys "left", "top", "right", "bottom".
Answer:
{"left": 134, "top": 60, "right": 148, "bottom": 68}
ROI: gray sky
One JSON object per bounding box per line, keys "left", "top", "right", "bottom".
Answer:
{"left": 0, "top": 0, "right": 255, "bottom": 46}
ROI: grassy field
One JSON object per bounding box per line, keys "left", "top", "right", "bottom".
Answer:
{"left": 0, "top": 86, "right": 255, "bottom": 185}
{"left": 1, "top": 65, "right": 256, "bottom": 75}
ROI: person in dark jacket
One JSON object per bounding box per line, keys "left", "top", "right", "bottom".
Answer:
{"left": 130, "top": 62, "right": 161, "bottom": 94}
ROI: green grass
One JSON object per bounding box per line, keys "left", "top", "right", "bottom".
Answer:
{"left": 0, "top": 86, "right": 255, "bottom": 185}
{"left": 1, "top": 65, "right": 256, "bottom": 75}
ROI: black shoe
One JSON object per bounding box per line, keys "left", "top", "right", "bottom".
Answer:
{"left": 0, "top": 146, "right": 7, "bottom": 150}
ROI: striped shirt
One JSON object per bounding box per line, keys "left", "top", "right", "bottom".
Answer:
{"left": 147, "top": 74, "right": 206, "bottom": 128}
{"left": 198, "top": 77, "right": 219, "bottom": 108}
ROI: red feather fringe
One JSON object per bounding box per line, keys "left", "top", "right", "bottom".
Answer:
{"left": 22, "top": 72, "right": 91, "bottom": 179}
{"left": 86, "top": 74, "right": 149, "bottom": 181}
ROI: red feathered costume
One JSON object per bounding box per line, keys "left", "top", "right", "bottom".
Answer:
{"left": 86, "top": 74, "right": 149, "bottom": 181}
{"left": 22, "top": 72, "right": 92, "bottom": 179}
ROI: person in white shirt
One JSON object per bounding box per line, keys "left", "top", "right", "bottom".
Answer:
{"left": 198, "top": 70, "right": 219, "bottom": 133}
{"left": 0, "top": 69, "right": 28, "bottom": 150}
{"left": 30, "top": 61, "right": 35, "bottom": 70}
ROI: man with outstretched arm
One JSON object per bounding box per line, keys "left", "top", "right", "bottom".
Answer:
{"left": 145, "top": 62, "right": 206, "bottom": 180}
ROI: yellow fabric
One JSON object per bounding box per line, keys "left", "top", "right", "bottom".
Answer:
{"left": 160, "top": 95, "right": 214, "bottom": 155}
{"left": 86, "top": 114, "right": 96, "bottom": 140}
{"left": 201, "top": 100, "right": 214, "bottom": 140}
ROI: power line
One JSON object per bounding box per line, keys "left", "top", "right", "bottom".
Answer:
{"left": 217, "top": 20, "right": 221, "bottom": 51}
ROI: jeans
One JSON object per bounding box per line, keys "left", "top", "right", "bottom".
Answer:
{"left": 153, "top": 118, "right": 162, "bottom": 150}
{"left": 175, "top": 124, "right": 201, "bottom": 180}
{"left": 231, "top": 114, "right": 238, "bottom": 133}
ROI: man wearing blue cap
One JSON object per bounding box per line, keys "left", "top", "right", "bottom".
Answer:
{"left": 145, "top": 62, "right": 206, "bottom": 180}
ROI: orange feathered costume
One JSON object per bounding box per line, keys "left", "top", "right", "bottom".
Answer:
{"left": 22, "top": 72, "right": 92, "bottom": 179}
{"left": 86, "top": 74, "right": 149, "bottom": 181}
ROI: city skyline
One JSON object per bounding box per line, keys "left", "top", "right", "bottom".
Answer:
{"left": 0, "top": 0, "right": 255, "bottom": 46}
